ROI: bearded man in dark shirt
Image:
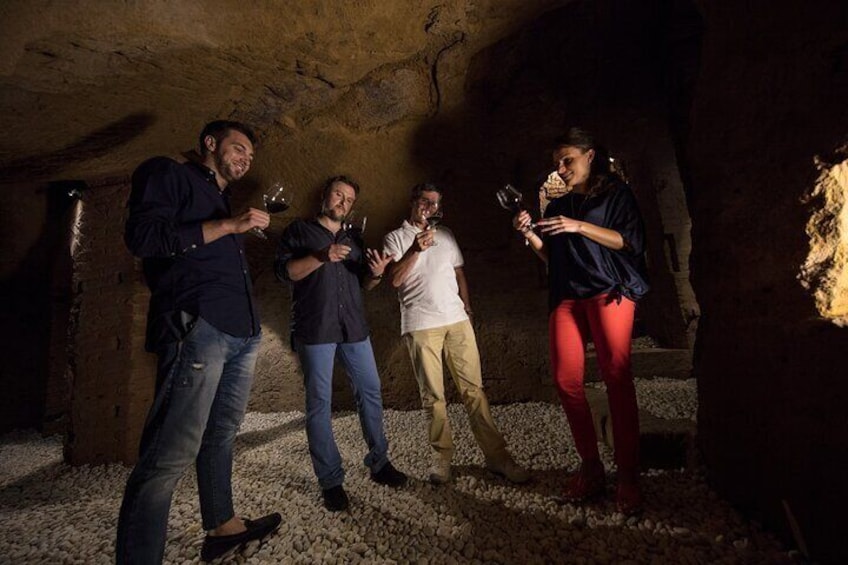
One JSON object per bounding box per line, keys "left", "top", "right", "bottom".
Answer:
{"left": 275, "top": 175, "right": 406, "bottom": 512}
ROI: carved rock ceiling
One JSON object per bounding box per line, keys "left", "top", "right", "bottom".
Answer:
{"left": 0, "top": 1, "right": 564, "bottom": 184}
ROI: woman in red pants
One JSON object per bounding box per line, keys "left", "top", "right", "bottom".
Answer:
{"left": 513, "top": 127, "right": 649, "bottom": 515}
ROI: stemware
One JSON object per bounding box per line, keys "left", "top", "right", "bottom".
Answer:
{"left": 343, "top": 210, "right": 367, "bottom": 236}
{"left": 339, "top": 210, "right": 368, "bottom": 245}
{"left": 250, "top": 182, "right": 292, "bottom": 239}
{"left": 496, "top": 184, "right": 536, "bottom": 228}
{"left": 425, "top": 208, "right": 443, "bottom": 246}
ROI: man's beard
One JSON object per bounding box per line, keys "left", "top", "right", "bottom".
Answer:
{"left": 322, "top": 204, "right": 346, "bottom": 222}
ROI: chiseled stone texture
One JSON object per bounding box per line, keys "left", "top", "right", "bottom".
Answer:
{"left": 688, "top": 1, "right": 847, "bottom": 563}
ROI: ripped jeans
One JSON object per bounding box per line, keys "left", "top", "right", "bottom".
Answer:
{"left": 116, "top": 315, "right": 260, "bottom": 565}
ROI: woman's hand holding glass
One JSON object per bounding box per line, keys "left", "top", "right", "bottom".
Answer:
{"left": 513, "top": 210, "right": 534, "bottom": 233}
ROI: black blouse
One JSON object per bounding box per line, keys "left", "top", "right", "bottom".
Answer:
{"left": 544, "top": 179, "right": 650, "bottom": 310}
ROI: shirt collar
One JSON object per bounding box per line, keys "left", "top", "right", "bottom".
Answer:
{"left": 402, "top": 219, "right": 424, "bottom": 233}
{"left": 186, "top": 160, "right": 230, "bottom": 196}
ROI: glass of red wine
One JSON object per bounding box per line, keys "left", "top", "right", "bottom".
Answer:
{"left": 425, "top": 208, "right": 443, "bottom": 246}
{"left": 343, "top": 210, "right": 367, "bottom": 237}
{"left": 496, "top": 184, "right": 536, "bottom": 228}
{"left": 338, "top": 210, "right": 367, "bottom": 247}
{"left": 250, "top": 182, "right": 291, "bottom": 239}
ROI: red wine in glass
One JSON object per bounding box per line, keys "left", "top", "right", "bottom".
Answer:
{"left": 425, "top": 209, "right": 443, "bottom": 246}
{"left": 265, "top": 200, "right": 290, "bottom": 214}
{"left": 250, "top": 182, "right": 291, "bottom": 239}
{"left": 496, "top": 184, "right": 536, "bottom": 228}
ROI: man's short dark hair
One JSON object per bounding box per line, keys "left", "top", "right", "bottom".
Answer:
{"left": 198, "top": 120, "right": 258, "bottom": 155}
{"left": 410, "top": 182, "right": 443, "bottom": 202}
{"left": 321, "top": 175, "right": 361, "bottom": 199}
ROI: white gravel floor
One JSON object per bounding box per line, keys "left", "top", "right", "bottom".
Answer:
{"left": 0, "top": 379, "right": 796, "bottom": 564}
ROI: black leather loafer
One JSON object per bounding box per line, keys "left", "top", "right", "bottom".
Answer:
{"left": 200, "top": 512, "right": 282, "bottom": 562}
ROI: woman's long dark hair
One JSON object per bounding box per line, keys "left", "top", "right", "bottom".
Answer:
{"left": 553, "top": 127, "right": 622, "bottom": 196}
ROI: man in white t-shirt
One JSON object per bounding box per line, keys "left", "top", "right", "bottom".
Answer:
{"left": 382, "top": 183, "right": 529, "bottom": 485}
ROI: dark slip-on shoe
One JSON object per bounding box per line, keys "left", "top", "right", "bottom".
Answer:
{"left": 200, "top": 512, "right": 282, "bottom": 562}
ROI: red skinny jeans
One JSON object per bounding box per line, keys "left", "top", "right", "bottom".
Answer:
{"left": 549, "top": 293, "right": 640, "bottom": 472}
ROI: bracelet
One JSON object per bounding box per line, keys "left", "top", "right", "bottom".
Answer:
{"left": 370, "top": 273, "right": 383, "bottom": 280}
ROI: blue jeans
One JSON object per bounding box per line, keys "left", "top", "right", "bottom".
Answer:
{"left": 296, "top": 338, "right": 389, "bottom": 489}
{"left": 116, "top": 315, "right": 260, "bottom": 565}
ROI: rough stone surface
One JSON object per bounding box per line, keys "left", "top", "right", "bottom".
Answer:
{"left": 687, "top": 2, "right": 848, "bottom": 563}
{"left": 2, "top": 0, "right": 845, "bottom": 561}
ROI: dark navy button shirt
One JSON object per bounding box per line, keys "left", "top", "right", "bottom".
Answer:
{"left": 544, "top": 179, "right": 650, "bottom": 310}
{"left": 275, "top": 219, "right": 369, "bottom": 345}
{"left": 125, "top": 157, "right": 260, "bottom": 351}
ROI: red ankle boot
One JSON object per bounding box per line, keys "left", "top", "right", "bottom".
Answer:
{"left": 563, "top": 460, "right": 606, "bottom": 502}
{"left": 616, "top": 471, "right": 643, "bottom": 516}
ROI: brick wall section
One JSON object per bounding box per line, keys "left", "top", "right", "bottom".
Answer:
{"left": 66, "top": 177, "right": 154, "bottom": 465}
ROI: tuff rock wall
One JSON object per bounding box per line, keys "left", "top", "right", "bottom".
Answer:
{"left": 688, "top": 2, "right": 847, "bottom": 562}
{"left": 1, "top": 0, "right": 697, "bottom": 445}
{"left": 5, "top": 0, "right": 846, "bottom": 561}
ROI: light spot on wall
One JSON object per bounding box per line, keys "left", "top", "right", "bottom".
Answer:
{"left": 69, "top": 199, "right": 83, "bottom": 259}
{"left": 799, "top": 146, "right": 848, "bottom": 325}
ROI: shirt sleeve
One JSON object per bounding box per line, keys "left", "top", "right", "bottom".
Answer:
{"left": 124, "top": 158, "right": 205, "bottom": 258}
{"left": 608, "top": 185, "right": 646, "bottom": 256}
{"left": 383, "top": 230, "right": 403, "bottom": 262}
{"left": 275, "top": 221, "right": 300, "bottom": 282}
{"left": 442, "top": 228, "right": 464, "bottom": 268}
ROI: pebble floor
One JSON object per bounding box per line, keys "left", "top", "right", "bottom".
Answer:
{"left": 0, "top": 379, "right": 797, "bottom": 564}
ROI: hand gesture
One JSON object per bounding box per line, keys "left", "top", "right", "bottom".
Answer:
{"left": 365, "top": 249, "right": 394, "bottom": 276}
{"left": 537, "top": 215, "right": 582, "bottom": 236}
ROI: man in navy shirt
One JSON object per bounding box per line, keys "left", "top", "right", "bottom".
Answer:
{"left": 275, "top": 175, "right": 407, "bottom": 512}
{"left": 118, "top": 121, "right": 281, "bottom": 564}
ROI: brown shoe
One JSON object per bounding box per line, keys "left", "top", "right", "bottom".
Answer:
{"left": 562, "top": 460, "right": 606, "bottom": 502}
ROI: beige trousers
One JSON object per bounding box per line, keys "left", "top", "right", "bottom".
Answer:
{"left": 404, "top": 319, "right": 508, "bottom": 463}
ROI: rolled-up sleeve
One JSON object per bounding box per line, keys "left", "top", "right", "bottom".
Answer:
{"left": 275, "top": 223, "right": 297, "bottom": 282}
{"left": 610, "top": 187, "right": 646, "bottom": 256}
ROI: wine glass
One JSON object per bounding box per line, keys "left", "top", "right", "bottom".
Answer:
{"left": 496, "top": 184, "right": 536, "bottom": 228}
{"left": 425, "top": 208, "right": 443, "bottom": 246}
{"left": 339, "top": 210, "right": 368, "bottom": 244}
{"left": 250, "top": 182, "right": 292, "bottom": 239}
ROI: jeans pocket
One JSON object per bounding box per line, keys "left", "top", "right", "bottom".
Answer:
{"left": 178, "top": 310, "right": 200, "bottom": 340}
{"left": 173, "top": 315, "right": 212, "bottom": 388}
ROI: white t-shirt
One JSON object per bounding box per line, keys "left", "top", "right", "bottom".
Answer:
{"left": 383, "top": 220, "right": 468, "bottom": 335}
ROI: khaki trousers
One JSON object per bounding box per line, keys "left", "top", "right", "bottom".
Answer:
{"left": 404, "top": 319, "right": 507, "bottom": 463}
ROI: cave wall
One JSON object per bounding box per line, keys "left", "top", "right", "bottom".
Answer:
{"left": 1, "top": 0, "right": 696, "bottom": 440}
{"left": 688, "top": 2, "right": 847, "bottom": 562}
{"left": 4, "top": 0, "right": 846, "bottom": 560}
